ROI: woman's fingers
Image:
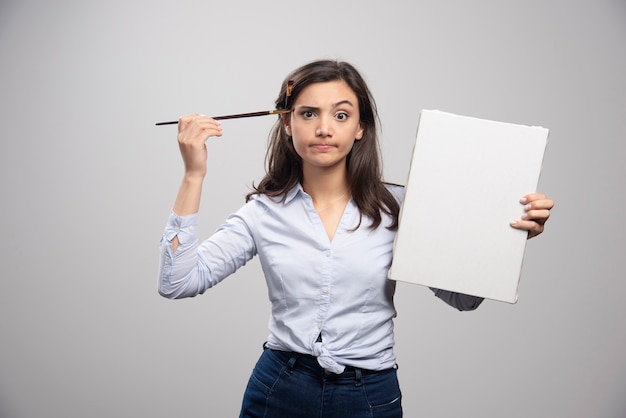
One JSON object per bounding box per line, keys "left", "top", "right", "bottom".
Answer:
{"left": 510, "top": 193, "right": 555, "bottom": 239}
{"left": 178, "top": 114, "right": 222, "bottom": 143}
{"left": 176, "top": 114, "right": 223, "bottom": 178}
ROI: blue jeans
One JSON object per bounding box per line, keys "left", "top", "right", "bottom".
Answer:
{"left": 239, "top": 347, "right": 402, "bottom": 418}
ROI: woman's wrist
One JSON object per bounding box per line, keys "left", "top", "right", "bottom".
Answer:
{"left": 183, "top": 169, "right": 206, "bottom": 183}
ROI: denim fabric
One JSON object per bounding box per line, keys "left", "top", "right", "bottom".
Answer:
{"left": 239, "top": 348, "right": 402, "bottom": 418}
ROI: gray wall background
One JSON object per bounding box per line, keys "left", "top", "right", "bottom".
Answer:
{"left": 1, "top": 1, "right": 624, "bottom": 417}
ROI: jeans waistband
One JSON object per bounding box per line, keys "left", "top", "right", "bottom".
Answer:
{"left": 267, "top": 347, "right": 389, "bottom": 379}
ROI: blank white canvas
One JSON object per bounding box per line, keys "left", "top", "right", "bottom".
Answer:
{"left": 389, "top": 110, "right": 548, "bottom": 303}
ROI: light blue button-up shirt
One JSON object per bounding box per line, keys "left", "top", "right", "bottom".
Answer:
{"left": 159, "top": 183, "right": 482, "bottom": 373}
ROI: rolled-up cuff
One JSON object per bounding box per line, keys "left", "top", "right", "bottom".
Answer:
{"left": 163, "top": 210, "right": 199, "bottom": 247}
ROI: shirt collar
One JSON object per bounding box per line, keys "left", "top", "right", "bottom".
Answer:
{"left": 283, "top": 182, "right": 305, "bottom": 205}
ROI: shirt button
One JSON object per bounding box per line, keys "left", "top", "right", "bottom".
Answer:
{"left": 321, "top": 287, "right": 328, "bottom": 293}
{"left": 324, "top": 250, "right": 331, "bottom": 257}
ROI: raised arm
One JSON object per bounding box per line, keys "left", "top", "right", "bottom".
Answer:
{"left": 171, "top": 114, "right": 222, "bottom": 250}
{"left": 157, "top": 114, "right": 223, "bottom": 299}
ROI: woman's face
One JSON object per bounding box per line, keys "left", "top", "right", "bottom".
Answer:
{"left": 285, "top": 80, "right": 364, "bottom": 173}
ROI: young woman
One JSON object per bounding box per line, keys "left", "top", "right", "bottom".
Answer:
{"left": 158, "top": 60, "right": 554, "bottom": 417}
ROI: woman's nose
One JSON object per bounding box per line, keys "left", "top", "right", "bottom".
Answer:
{"left": 316, "top": 127, "right": 328, "bottom": 137}
{"left": 316, "top": 117, "right": 331, "bottom": 137}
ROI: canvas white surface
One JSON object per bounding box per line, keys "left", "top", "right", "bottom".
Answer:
{"left": 389, "top": 110, "right": 548, "bottom": 303}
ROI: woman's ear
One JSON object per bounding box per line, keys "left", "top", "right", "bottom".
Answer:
{"left": 282, "top": 114, "right": 292, "bottom": 136}
{"left": 355, "top": 123, "right": 364, "bottom": 140}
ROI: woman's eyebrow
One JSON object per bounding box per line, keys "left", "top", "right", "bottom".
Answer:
{"left": 332, "top": 100, "right": 355, "bottom": 108}
{"left": 294, "top": 100, "right": 356, "bottom": 111}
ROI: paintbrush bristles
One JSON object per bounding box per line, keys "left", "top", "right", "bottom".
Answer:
{"left": 283, "top": 80, "right": 294, "bottom": 110}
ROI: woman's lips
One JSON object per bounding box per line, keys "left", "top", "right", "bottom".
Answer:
{"left": 311, "top": 144, "right": 334, "bottom": 151}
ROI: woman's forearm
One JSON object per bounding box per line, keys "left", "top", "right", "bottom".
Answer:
{"left": 173, "top": 175, "right": 204, "bottom": 216}
{"left": 171, "top": 175, "right": 204, "bottom": 252}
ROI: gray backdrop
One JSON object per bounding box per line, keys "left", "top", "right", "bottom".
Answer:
{"left": 1, "top": 1, "right": 625, "bottom": 417}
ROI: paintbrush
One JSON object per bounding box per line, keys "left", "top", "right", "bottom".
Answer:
{"left": 156, "top": 80, "right": 295, "bottom": 126}
{"left": 155, "top": 108, "right": 292, "bottom": 126}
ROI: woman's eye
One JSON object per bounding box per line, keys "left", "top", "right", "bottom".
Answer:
{"left": 301, "top": 110, "right": 314, "bottom": 118}
{"left": 335, "top": 112, "right": 349, "bottom": 121}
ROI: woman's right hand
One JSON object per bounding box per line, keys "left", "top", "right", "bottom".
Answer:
{"left": 177, "top": 114, "right": 223, "bottom": 179}
{"left": 171, "top": 114, "right": 223, "bottom": 219}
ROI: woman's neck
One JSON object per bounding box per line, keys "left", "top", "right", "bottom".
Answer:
{"left": 301, "top": 166, "right": 350, "bottom": 205}
{"left": 302, "top": 166, "right": 351, "bottom": 242}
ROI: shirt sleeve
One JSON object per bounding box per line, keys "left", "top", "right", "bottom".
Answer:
{"left": 158, "top": 208, "right": 257, "bottom": 299}
{"left": 430, "top": 288, "right": 484, "bottom": 311}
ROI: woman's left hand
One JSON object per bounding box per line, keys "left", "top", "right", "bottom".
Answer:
{"left": 510, "top": 193, "right": 554, "bottom": 239}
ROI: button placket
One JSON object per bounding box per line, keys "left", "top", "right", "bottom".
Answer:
{"left": 315, "top": 248, "right": 332, "bottom": 337}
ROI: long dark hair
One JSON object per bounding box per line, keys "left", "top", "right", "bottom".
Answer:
{"left": 247, "top": 59, "right": 399, "bottom": 230}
